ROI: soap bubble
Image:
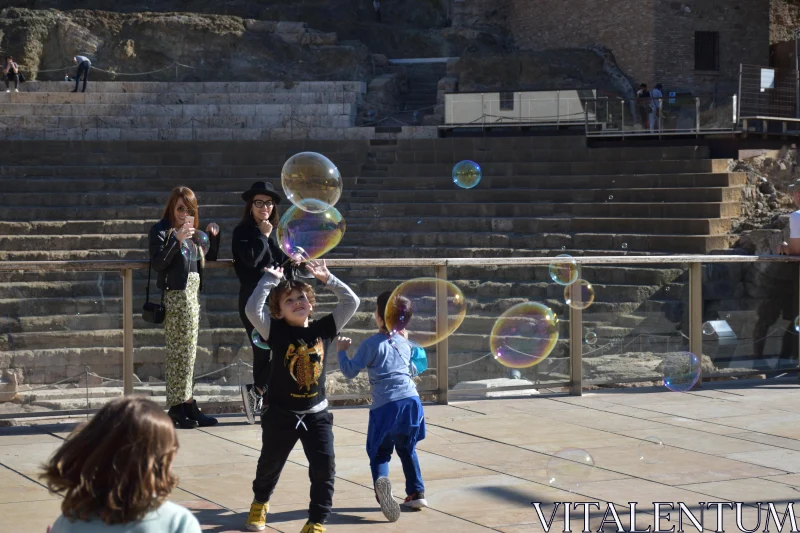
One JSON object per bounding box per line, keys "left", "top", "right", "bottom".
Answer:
{"left": 192, "top": 230, "right": 210, "bottom": 256}
{"left": 452, "top": 160, "right": 482, "bottom": 189}
{"left": 638, "top": 436, "right": 665, "bottom": 464}
{"left": 384, "top": 278, "right": 467, "bottom": 348}
{"left": 281, "top": 152, "right": 342, "bottom": 212}
{"left": 564, "top": 279, "right": 595, "bottom": 310}
{"left": 585, "top": 331, "right": 597, "bottom": 345}
{"left": 608, "top": 195, "right": 614, "bottom": 200}
{"left": 662, "top": 352, "right": 701, "bottom": 392}
{"left": 276, "top": 204, "right": 345, "bottom": 261}
{"left": 251, "top": 329, "right": 270, "bottom": 350}
{"left": 181, "top": 240, "right": 199, "bottom": 261}
{"left": 548, "top": 254, "right": 579, "bottom": 286}
{"left": 795, "top": 316, "right": 800, "bottom": 333}
{"left": 702, "top": 322, "right": 715, "bottom": 336}
{"left": 546, "top": 448, "right": 595, "bottom": 491}
{"left": 490, "top": 302, "right": 560, "bottom": 368}
{"left": 621, "top": 242, "right": 628, "bottom": 250}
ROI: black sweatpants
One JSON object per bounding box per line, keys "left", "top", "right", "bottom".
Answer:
{"left": 252, "top": 406, "right": 336, "bottom": 523}
{"left": 74, "top": 61, "right": 90, "bottom": 92}
{"left": 238, "top": 287, "right": 272, "bottom": 392}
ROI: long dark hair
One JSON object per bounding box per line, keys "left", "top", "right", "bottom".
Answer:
{"left": 240, "top": 196, "right": 280, "bottom": 228}
{"left": 40, "top": 397, "right": 179, "bottom": 524}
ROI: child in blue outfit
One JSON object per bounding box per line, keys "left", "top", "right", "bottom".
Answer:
{"left": 337, "top": 291, "right": 427, "bottom": 523}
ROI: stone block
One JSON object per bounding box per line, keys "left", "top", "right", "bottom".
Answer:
{"left": 309, "top": 31, "right": 338, "bottom": 46}
{"left": 437, "top": 76, "right": 458, "bottom": 92}
{"left": 371, "top": 54, "right": 390, "bottom": 67}
{"left": 193, "top": 93, "right": 229, "bottom": 105}
{"left": 276, "top": 21, "right": 307, "bottom": 33}
{"left": 158, "top": 128, "right": 193, "bottom": 140}
{"left": 119, "top": 128, "right": 159, "bottom": 141}
{"left": 255, "top": 104, "right": 290, "bottom": 116}
{"left": 1, "top": 104, "right": 35, "bottom": 116}
{"left": 446, "top": 57, "right": 460, "bottom": 76}
{"left": 244, "top": 19, "right": 278, "bottom": 33}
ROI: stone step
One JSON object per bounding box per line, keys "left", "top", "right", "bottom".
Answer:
{"left": 0, "top": 127, "right": 375, "bottom": 142}
{"left": 20, "top": 81, "right": 367, "bottom": 94}
{"left": 0, "top": 103, "right": 356, "bottom": 118}
{"left": 0, "top": 114, "right": 355, "bottom": 130}
{"left": 0, "top": 91, "right": 361, "bottom": 106}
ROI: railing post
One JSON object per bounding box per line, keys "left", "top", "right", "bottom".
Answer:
{"left": 689, "top": 262, "right": 702, "bottom": 359}
{"left": 695, "top": 97, "right": 701, "bottom": 138}
{"left": 122, "top": 268, "right": 134, "bottom": 396}
{"left": 620, "top": 99, "right": 625, "bottom": 139}
{"left": 435, "top": 264, "right": 449, "bottom": 405}
{"left": 568, "top": 280, "right": 583, "bottom": 396}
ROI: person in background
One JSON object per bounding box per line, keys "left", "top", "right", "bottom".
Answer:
{"left": 4, "top": 56, "right": 19, "bottom": 93}
{"left": 72, "top": 55, "right": 91, "bottom": 93}
{"left": 374, "top": 0, "right": 382, "bottom": 23}
{"left": 650, "top": 83, "right": 663, "bottom": 132}
{"left": 636, "top": 83, "right": 649, "bottom": 131}
{"left": 41, "top": 397, "right": 201, "bottom": 533}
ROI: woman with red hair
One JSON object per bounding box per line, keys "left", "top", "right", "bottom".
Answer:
{"left": 148, "top": 186, "right": 220, "bottom": 429}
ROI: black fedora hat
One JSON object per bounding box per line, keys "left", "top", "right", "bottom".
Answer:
{"left": 242, "top": 181, "right": 282, "bottom": 204}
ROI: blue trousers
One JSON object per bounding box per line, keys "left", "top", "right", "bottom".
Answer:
{"left": 367, "top": 396, "right": 425, "bottom": 496}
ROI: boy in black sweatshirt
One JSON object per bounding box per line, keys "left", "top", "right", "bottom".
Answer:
{"left": 244, "top": 259, "right": 360, "bottom": 533}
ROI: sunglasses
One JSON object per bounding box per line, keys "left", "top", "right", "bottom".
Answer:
{"left": 176, "top": 205, "right": 196, "bottom": 215}
{"left": 253, "top": 200, "right": 274, "bottom": 209}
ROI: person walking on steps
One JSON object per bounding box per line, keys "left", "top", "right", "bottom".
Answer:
{"left": 374, "top": 0, "right": 382, "bottom": 23}
{"left": 233, "top": 181, "right": 294, "bottom": 425}
{"left": 72, "top": 55, "right": 91, "bottom": 93}
{"left": 149, "top": 186, "right": 221, "bottom": 430}
{"left": 4, "top": 56, "right": 19, "bottom": 93}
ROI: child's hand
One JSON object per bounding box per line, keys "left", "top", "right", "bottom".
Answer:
{"left": 264, "top": 265, "right": 284, "bottom": 280}
{"left": 337, "top": 336, "right": 351, "bottom": 351}
{"left": 306, "top": 259, "right": 330, "bottom": 284}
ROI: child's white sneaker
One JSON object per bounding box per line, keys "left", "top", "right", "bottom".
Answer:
{"left": 375, "top": 477, "right": 401, "bottom": 522}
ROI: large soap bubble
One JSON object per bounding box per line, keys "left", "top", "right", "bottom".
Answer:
{"left": 281, "top": 152, "right": 343, "bottom": 212}
{"left": 384, "top": 278, "right": 467, "bottom": 348}
{"left": 276, "top": 205, "right": 345, "bottom": 261}
{"left": 452, "top": 160, "right": 482, "bottom": 189}
{"left": 490, "top": 302, "right": 560, "bottom": 368}
{"left": 564, "top": 279, "right": 595, "bottom": 310}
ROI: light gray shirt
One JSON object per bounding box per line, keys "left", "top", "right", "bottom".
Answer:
{"left": 50, "top": 501, "right": 201, "bottom": 533}
{"left": 75, "top": 56, "right": 91, "bottom": 65}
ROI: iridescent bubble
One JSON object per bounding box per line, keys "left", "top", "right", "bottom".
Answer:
{"left": 621, "top": 243, "right": 628, "bottom": 250}
{"left": 276, "top": 204, "right": 345, "bottom": 261}
{"left": 490, "top": 302, "right": 560, "bottom": 369}
{"left": 638, "top": 436, "right": 665, "bottom": 464}
{"left": 417, "top": 220, "right": 422, "bottom": 225}
{"left": 181, "top": 240, "right": 199, "bottom": 261}
{"left": 585, "top": 331, "right": 597, "bottom": 345}
{"left": 251, "top": 329, "right": 270, "bottom": 350}
{"left": 795, "top": 316, "right": 800, "bottom": 333}
{"left": 608, "top": 195, "right": 614, "bottom": 200}
{"left": 385, "top": 278, "right": 467, "bottom": 348}
{"left": 561, "top": 246, "right": 566, "bottom": 251}
{"left": 192, "top": 230, "right": 210, "bottom": 256}
{"left": 452, "top": 160, "right": 482, "bottom": 189}
{"left": 548, "top": 254, "right": 580, "bottom": 286}
{"left": 546, "top": 448, "right": 595, "bottom": 492}
{"left": 702, "top": 321, "right": 715, "bottom": 336}
{"left": 281, "top": 152, "right": 343, "bottom": 212}
{"left": 662, "top": 352, "right": 701, "bottom": 393}
{"left": 564, "top": 279, "right": 595, "bottom": 310}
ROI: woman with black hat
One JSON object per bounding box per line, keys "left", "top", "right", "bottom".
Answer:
{"left": 233, "top": 181, "right": 293, "bottom": 424}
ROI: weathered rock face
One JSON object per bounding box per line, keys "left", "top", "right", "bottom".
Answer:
{"left": 0, "top": 8, "right": 370, "bottom": 81}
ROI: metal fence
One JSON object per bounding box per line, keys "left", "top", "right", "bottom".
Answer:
{"left": 738, "top": 63, "right": 797, "bottom": 120}
{"left": 1, "top": 255, "right": 799, "bottom": 418}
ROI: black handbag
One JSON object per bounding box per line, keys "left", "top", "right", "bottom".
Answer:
{"left": 18, "top": 72, "right": 24, "bottom": 83}
{"left": 142, "top": 257, "right": 166, "bottom": 324}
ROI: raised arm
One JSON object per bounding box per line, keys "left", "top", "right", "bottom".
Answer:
{"left": 338, "top": 339, "right": 373, "bottom": 379}
{"left": 245, "top": 268, "right": 283, "bottom": 341}
{"left": 326, "top": 274, "right": 360, "bottom": 332}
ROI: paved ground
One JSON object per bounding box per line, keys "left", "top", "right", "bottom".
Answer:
{"left": 4, "top": 379, "right": 800, "bottom": 532}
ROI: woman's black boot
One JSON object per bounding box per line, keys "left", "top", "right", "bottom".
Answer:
{"left": 168, "top": 403, "right": 197, "bottom": 429}
{"left": 187, "top": 399, "right": 218, "bottom": 427}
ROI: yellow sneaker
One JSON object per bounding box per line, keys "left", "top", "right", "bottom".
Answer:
{"left": 300, "top": 521, "right": 326, "bottom": 533}
{"left": 245, "top": 500, "right": 269, "bottom": 531}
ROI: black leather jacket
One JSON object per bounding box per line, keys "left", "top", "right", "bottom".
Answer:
{"left": 232, "top": 219, "right": 291, "bottom": 292}
{"left": 148, "top": 218, "right": 220, "bottom": 292}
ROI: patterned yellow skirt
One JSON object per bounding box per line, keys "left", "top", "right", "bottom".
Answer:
{"left": 164, "top": 272, "right": 200, "bottom": 407}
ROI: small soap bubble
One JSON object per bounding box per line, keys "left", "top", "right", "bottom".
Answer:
{"left": 417, "top": 220, "right": 422, "bottom": 224}
{"left": 702, "top": 322, "right": 715, "bottom": 336}
{"left": 638, "top": 436, "right": 665, "bottom": 464}
{"left": 548, "top": 254, "right": 579, "bottom": 286}
{"left": 795, "top": 316, "right": 800, "bottom": 333}
{"left": 192, "top": 230, "right": 210, "bottom": 256}
{"left": 452, "top": 160, "right": 482, "bottom": 189}
{"left": 564, "top": 279, "right": 595, "bottom": 310}
{"left": 546, "top": 448, "right": 595, "bottom": 492}
{"left": 663, "top": 352, "right": 701, "bottom": 393}
{"left": 666, "top": 286, "right": 670, "bottom": 292}
{"left": 585, "top": 331, "right": 597, "bottom": 345}
{"left": 251, "top": 329, "right": 270, "bottom": 350}
{"left": 608, "top": 195, "right": 614, "bottom": 200}
{"left": 621, "top": 243, "right": 628, "bottom": 250}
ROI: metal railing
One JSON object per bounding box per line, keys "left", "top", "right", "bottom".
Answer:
{"left": 585, "top": 95, "right": 738, "bottom": 138}
{"left": 2, "top": 254, "right": 799, "bottom": 416}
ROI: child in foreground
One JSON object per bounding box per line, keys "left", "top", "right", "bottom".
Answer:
{"left": 337, "top": 290, "right": 428, "bottom": 523}
{"left": 244, "top": 259, "right": 360, "bottom": 533}
{"left": 41, "top": 396, "right": 201, "bottom": 533}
